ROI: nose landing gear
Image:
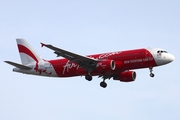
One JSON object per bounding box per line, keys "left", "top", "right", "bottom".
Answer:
{"left": 149, "top": 67, "right": 155, "bottom": 77}
{"left": 150, "top": 73, "right": 155, "bottom": 77}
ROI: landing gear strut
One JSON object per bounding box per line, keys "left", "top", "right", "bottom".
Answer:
{"left": 100, "top": 80, "right": 107, "bottom": 88}
{"left": 149, "top": 67, "right": 155, "bottom": 77}
{"left": 85, "top": 74, "right": 92, "bottom": 81}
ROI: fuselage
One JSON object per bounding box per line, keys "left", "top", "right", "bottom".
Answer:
{"left": 13, "top": 48, "right": 174, "bottom": 77}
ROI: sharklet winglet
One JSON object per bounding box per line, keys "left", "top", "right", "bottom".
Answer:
{"left": 41, "top": 43, "right": 45, "bottom": 47}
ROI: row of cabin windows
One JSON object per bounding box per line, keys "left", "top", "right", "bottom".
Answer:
{"left": 108, "top": 52, "right": 145, "bottom": 59}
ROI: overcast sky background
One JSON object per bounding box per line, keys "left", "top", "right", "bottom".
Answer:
{"left": 0, "top": 0, "right": 180, "bottom": 120}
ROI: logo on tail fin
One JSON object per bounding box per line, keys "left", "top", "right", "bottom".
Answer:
{"left": 16, "top": 39, "right": 42, "bottom": 65}
{"left": 16, "top": 39, "right": 51, "bottom": 75}
{"left": 17, "top": 44, "right": 39, "bottom": 62}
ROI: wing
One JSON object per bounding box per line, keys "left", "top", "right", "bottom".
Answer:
{"left": 41, "top": 43, "right": 97, "bottom": 72}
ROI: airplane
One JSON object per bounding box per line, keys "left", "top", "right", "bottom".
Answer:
{"left": 4, "top": 39, "right": 175, "bottom": 88}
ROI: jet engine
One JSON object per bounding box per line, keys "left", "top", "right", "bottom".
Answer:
{"left": 96, "top": 60, "right": 116, "bottom": 71}
{"left": 113, "top": 71, "right": 136, "bottom": 82}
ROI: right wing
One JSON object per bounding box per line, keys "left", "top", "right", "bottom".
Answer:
{"left": 41, "top": 43, "right": 97, "bottom": 72}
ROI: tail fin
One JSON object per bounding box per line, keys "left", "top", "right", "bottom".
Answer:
{"left": 16, "top": 39, "right": 42, "bottom": 65}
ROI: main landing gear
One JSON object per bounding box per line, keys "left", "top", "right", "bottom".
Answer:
{"left": 149, "top": 67, "right": 155, "bottom": 77}
{"left": 100, "top": 80, "right": 107, "bottom": 88}
{"left": 85, "top": 74, "right": 92, "bottom": 81}
{"left": 85, "top": 74, "right": 108, "bottom": 88}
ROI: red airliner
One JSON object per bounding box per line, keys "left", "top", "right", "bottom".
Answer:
{"left": 5, "top": 39, "right": 175, "bottom": 88}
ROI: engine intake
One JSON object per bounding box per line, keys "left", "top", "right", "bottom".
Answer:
{"left": 113, "top": 71, "right": 136, "bottom": 82}
{"left": 96, "top": 60, "right": 116, "bottom": 71}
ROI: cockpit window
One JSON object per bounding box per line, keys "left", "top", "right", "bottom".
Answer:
{"left": 157, "top": 50, "right": 168, "bottom": 53}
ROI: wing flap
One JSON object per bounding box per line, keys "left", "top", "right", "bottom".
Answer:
{"left": 4, "top": 61, "right": 32, "bottom": 70}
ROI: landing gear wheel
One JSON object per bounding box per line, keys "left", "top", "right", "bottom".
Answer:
{"left": 150, "top": 73, "right": 155, "bottom": 77}
{"left": 149, "top": 67, "right": 155, "bottom": 78}
{"left": 85, "top": 75, "right": 92, "bottom": 81}
{"left": 100, "top": 81, "right": 107, "bottom": 88}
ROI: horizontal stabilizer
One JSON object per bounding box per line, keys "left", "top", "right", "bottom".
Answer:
{"left": 4, "top": 61, "right": 32, "bottom": 70}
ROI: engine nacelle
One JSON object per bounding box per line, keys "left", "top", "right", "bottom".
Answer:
{"left": 113, "top": 71, "right": 136, "bottom": 82}
{"left": 96, "top": 60, "right": 116, "bottom": 71}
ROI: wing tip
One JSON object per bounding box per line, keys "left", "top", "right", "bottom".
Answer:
{"left": 4, "top": 61, "right": 10, "bottom": 64}
{"left": 40, "top": 42, "right": 45, "bottom": 47}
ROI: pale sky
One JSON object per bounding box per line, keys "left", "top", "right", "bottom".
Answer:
{"left": 0, "top": 0, "right": 180, "bottom": 120}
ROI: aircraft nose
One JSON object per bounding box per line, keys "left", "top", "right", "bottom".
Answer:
{"left": 169, "top": 54, "right": 175, "bottom": 62}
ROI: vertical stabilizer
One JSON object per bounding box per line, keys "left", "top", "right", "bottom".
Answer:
{"left": 16, "top": 39, "right": 42, "bottom": 65}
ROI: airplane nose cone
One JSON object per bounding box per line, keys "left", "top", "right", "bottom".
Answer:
{"left": 169, "top": 54, "right": 175, "bottom": 62}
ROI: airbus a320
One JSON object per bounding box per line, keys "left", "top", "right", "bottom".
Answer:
{"left": 5, "top": 39, "right": 175, "bottom": 88}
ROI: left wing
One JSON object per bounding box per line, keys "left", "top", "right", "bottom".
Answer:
{"left": 41, "top": 43, "right": 97, "bottom": 72}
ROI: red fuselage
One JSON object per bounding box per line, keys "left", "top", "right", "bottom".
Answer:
{"left": 48, "top": 48, "right": 156, "bottom": 77}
